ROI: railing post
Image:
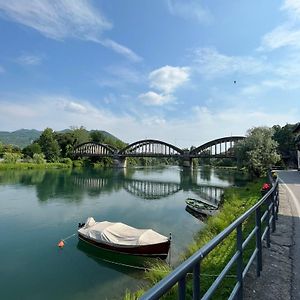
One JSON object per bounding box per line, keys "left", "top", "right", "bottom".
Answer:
{"left": 271, "top": 190, "right": 276, "bottom": 232}
{"left": 193, "top": 263, "right": 200, "bottom": 300}
{"left": 275, "top": 184, "right": 279, "bottom": 220}
{"left": 237, "top": 224, "right": 243, "bottom": 299}
{"left": 255, "top": 206, "right": 262, "bottom": 276}
{"left": 178, "top": 276, "right": 186, "bottom": 300}
{"left": 266, "top": 196, "right": 271, "bottom": 248}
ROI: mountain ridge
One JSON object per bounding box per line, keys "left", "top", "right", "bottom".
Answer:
{"left": 0, "top": 128, "right": 121, "bottom": 149}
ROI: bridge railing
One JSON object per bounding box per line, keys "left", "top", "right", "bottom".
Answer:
{"left": 140, "top": 177, "right": 279, "bottom": 300}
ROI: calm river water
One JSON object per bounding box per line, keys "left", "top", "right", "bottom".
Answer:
{"left": 0, "top": 166, "right": 248, "bottom": 300}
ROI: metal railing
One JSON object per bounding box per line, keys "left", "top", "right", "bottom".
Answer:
{"left": 140, "top": 177, "right": 279, "bottom": 300}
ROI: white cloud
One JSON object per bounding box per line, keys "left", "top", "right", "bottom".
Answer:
{"left": 63, "top": 101, "right": 88, "bottom": 114}
{"left": 258, "top": 0, "right": 300, "bottom": 51}
{"left": 0, "top": 93, "right": 298, "bottom": 148}
{"left": 0, "top": 0, "right": 111, "bottom": 40}
{"left": 149, "top": 65, "right": 190, "bottom": 94}
{"left": 17, "top": 54, "right": 42, "bottom": 65}
{"left": 259, "top": 24, "right": 300, "bottom": 51}
{"left": 281, "top": 0, "right": 300, "bottom": 18}
{"left": 97, "top": 39, "right": 142, "bottom": 62}
{"left": 193, "top": 47, "right": 266, "bottom": 78}
{"left": 138, "top": 91, "right": 173, "bottom": 106}
{"left": 166, "top": 0, "right": 212, "bottom": 24}
{"left": 0, "top": 0, "right": 141, "bottom": 62}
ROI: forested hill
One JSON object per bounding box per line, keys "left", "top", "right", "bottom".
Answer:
{"left": 0, "top": 129, "right": 41, "bottom": 148}
{"left": 0, "top": 128, "right": 122, "bottom": 149}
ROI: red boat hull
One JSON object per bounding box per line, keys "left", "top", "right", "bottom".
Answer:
{"left": 78, "top": 233, "right": 170, "bottom": 259}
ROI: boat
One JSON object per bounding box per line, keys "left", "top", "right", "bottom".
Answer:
{"left": 78, "top": 217, "right": 171, "bottom": 259}
{"left": 185, "top": 198, "right": 218, "bottom": 217}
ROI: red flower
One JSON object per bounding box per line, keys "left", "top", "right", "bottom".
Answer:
{"left": 262, "top": 183, "right": 271, "bottom": 190}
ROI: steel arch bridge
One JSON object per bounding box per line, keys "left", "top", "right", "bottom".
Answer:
{"left": 118, "top": 139, "right": 183, "bottom": 157}
{"left": 189, "top": 136, "right": 245, "bottom": 158}
{"left": 73, "top": 142, "right": 117, "bottom": 157}
{"left": 72, "top": 136, "right": 245, "bottom": 167}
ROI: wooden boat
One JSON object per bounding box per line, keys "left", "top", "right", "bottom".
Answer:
{"left": 185, "top": 198, "right": 218, "bottom": 217}
{"left": 78, "top": 217, "right": 171, "bottom": 259}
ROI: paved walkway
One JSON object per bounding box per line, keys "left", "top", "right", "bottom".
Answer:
{"left": 243, "top": 170, "right": 300, "bottom": 299}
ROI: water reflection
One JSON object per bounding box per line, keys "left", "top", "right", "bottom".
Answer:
{"left": 0, "top": 166, "right": 249, "bottom": 300}
{"left": 0, "top": 167, "right": 248, "bottom": 204}
{"left": 76, "top": 240, "right": 147, "bottom": 279}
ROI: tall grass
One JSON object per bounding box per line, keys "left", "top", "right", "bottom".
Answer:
{"left": 125, "top": 178, "right": 265, "bottom": 299}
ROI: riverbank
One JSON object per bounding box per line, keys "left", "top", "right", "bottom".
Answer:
{"left": 126, "top": 177, "right": 265, "bottom": 299}
{"left": 0, "top": 162, "right": 72, "bottom": 170}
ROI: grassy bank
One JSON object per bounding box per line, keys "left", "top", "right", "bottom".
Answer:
{"left": 0, "top": 162, "right": 72, "bottom": 170}
{"left": 125, "top": 177, "right": 265, "bottom": 299}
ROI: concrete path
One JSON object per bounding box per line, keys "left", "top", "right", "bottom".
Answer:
{"left": 278, "top": 170, "right": 300, "bottom": 299}
{"left": 243, "top": 170, "right": 300, "bottom": 299}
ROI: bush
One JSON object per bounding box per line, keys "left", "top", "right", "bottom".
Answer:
{"left": 73, "top": 159, "right": 84, "bottom": 168}
{"left": 32, "top": 153, "right": 46, "bottom": 164}
{"left": 3, "top": 152, "right": 22, "bottom": 163}
{"left": 59, "top": 157, "right": 73, "bottom": 166}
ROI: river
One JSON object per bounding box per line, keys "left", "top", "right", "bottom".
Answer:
{"left": 0, "top": 166, "right": 248, "bottom": 299}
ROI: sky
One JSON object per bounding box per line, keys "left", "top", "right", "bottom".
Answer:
{"left": 0, "top": 0, "right": 299, "bottom": 147}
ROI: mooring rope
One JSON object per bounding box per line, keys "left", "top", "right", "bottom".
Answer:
{"left": 57, "top": 233, "right": 236, "bottom": 278}
{"left": 60, "top": 233, "right": 76, "bottom": 242}
{"left": 86, "top": 252, "right": 236, "bottom": 278}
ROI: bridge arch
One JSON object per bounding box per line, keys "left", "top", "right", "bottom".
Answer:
{"left": 190, "top": 136, "right": 245, "bottom": 158}
{"left": 119, "top": 139, "right": 184, "bottom": 157}
{"left": 73, "top": 142, "right": 117, "bottom": 157}
{"left": 123, "top": 179, "right": 182, "bottom": 200}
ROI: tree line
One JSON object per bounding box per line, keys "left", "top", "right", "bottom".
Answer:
{"left": 0, "top": 123, "right": 299, "bottom": 176}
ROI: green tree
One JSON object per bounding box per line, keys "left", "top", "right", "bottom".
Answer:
{"left": 273, "top": 124, "right": 296, "bottom": 156}
{"left": 90, "top": 130, "right": 106, "bottom": 143}
{"left": 22, "top": 142, "right": 42, "bottom": 158}
{"left": 38, "top": 128, "right": 60, "bottom": 162}
{"left": 54, "top": 131, "right": 76, "bottom": 158}
{"left": 0, "top": 141, "right": 3, "bottom": 157}
{"left": 70, "top": 126, "right": 90, "bottom": 146}
{"left": 235, "top": 127, "right": 280, "bottom": 177}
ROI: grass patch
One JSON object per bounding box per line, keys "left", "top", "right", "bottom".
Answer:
{"left": 0, "top": 162, "right": 72, "bottom": 170}
{"left": 126, "top": 177, "right": 265, "bottom": 299}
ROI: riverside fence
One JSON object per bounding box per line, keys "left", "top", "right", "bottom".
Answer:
{"left": 140, "top": 177, "right": 279, "bottom": 300}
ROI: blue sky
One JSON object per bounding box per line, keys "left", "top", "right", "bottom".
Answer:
{"left": 0, "top": 0, "right": 299, "bottom": 147}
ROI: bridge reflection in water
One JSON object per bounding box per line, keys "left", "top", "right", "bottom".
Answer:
{"left": 72, "top": 168, "right": 226, "bottom": 206}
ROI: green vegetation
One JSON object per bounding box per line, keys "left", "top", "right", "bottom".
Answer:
{"left": 273, "top": 123, "right": 299, "bottom": 167}
{"left": 1, "top": 123, "right": 299, "bottom": 170}
{"left": 235, "top": 127, "right": 280, "bottom": 177}
{"left": 0, "top": 162, "right": 71, "bottom": 170}
{"left": 125, "top": 178, "right": 265, "bottom": 299}
{"left": 0, "top": 126, "right": 126, "bottom": 169}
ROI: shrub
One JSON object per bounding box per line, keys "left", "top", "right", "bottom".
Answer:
{"left": 3, "top": 152, "right": 22, "bottom": 163}
{"left": 32, "top": 153, "right": 46, "bottom": 164}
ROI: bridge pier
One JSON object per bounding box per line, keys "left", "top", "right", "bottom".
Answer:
{"left": 181, "top": 151, "right": 193, "bottom": 168}
{"left": 113, "top": 156, "right": 127, "bottom": 168}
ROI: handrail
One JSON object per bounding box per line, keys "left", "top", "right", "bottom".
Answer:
{"left": 140, "top": 177, "right": 279, "bottom": 300}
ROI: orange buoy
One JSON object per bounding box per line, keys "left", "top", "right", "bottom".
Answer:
{"left": 58, "top": 240, "right": 65, "bottom": 248}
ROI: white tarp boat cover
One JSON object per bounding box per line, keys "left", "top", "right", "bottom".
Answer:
{"left": 78, "top": 217, "right": 169, "bottom": 246}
